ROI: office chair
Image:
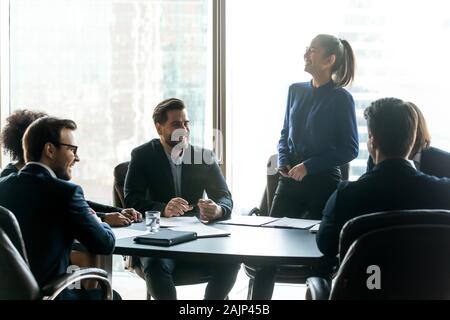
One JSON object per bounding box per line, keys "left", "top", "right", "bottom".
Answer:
{"left": 113, "top": 162, "right": 212, "bottom": 299}
{"left": 306, "top": 209, "right": 450, "bottom": 300}
{"left": 0, "top": 206, "right": 112, "bottom": 300}
{"left": 244, "top": 154, "right": 348, "bottom": 299}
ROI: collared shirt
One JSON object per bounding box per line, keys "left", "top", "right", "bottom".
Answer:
{"left": 412, "top": 151, "right": 422, "bottom": 170}
{"left": 26, "top": 162, "right": 57, "bottom": 178}
{"left": 165, "top": 150, "right": 184, "bottom": 197}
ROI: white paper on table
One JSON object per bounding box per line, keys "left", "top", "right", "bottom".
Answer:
{"left": 170, "top": 223, "right": 230, "bottom": 238}
{"left": 217, "top": 215, "right": 280, "bottom": 226}
{"left": 160, "top": 216, "right": 202, "bottom": 228}
{"left": 309, "top": 223, "right": 321, "bottom": 233}
{"left": 262, "top": 217, "right": 321, "bottom": 229}
{"left": 113, "top": 224, "right": 149, "bottom": 239}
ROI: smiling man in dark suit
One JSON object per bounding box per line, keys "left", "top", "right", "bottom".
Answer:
{"left": 0, "top": 117, "right": 117, "bottom": 300}
{"left": 124, "top": 98, "right": 240, "bottom": 300}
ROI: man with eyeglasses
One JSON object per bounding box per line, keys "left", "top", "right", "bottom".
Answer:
{"left": 0, "top": 117, "right": 120, "bottom": 300}
{"left": 0, "top": 109, "right": 141, "bottom": 227}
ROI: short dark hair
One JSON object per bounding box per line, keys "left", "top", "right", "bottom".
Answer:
{"left": 23, "top": 117, "right": 77, "bottom": 162}
{"left": 152, "top": 98, "right": 186, "bottom": 124}
{"left": 364, "top": 98, "right": 418, "bottom": 158}
{"left": 0, "top": 109, "right": 48, "bottom": 163}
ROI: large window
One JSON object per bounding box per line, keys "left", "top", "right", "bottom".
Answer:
{"left": 7, "top": 0, "right": 212, "bottom": 204}
{"left": 3, "top": 0, "right": 450, "bottom": 213}
{"left": 227, "top": 0, "right": 450, "bottom": 213}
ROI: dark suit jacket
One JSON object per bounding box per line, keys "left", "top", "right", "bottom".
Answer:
{"left": 124, "top": 139, "right": 233, "bottom": 219}
{"left": 0, "top": 163, "right": 115, "bottom": 287}
{"left": 318, "top": 159, "right": 450, "bottom": 257}
{"left": 366, "top": 146, "right": 450, "bottom": 178}
{"left": 87, "top": 201, "right": 122, "bottom": 215}
{"left": 420, "top": 147, "right": 450, "bottom": 178}
{"left": 1, "top": 163, "right": 122, "bottom": 217}
{"left": 0, "top": 163, "right": 19, "bottom": 178}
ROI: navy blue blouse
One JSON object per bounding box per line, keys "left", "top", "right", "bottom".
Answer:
{"left": 278, "top": 80, "right": 359, "bottom": 175}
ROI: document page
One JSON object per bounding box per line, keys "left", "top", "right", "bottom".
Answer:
{"left": 309, "top": 223, "right": 321, "bottom": 233}
{"left": 262, "top": 217, "right": 321, "bottom": 229}
{"left": 217, "top": 215, "right": 280, "bottom": 227}
{"left": 160, "top": 216, "right": 202, "bottom": 228}
{"left": 170, "top": 223, "right": 230, "bottom": 238}
{"left": 113, "top": 223, "right": 149, "bottom": 239}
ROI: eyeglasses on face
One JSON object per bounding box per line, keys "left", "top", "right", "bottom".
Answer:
{"left": 56, "top": 142, "right": 78, "bottom": 155}
{"left": 305, "top": 46, "right": 318, "bottom": 54}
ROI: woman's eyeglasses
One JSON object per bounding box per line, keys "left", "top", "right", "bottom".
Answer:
{"left": 305, "top": 46, "right": 318, "bottom": 54}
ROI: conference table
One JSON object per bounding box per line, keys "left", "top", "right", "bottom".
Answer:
{"left": 114, "top": 222, "right": 323, "bottom": 263}
{"left": 97, "top": 221, "right": 329, "bottom": 300}
{"left": 83, "top": 219, "right": 330, "bottom": 298}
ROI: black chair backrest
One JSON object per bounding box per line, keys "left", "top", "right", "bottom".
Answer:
{"left": 0, "top": 205, "right": 29, "bottom": 264}
{"left": 113, "top": 161, "right": 130, "bottom": 208}
{"left": 262, "top": 154, "right": 279, "bottom": 215}
{"left": 331, "top": 223, "right": 450, "bottom": 299}
{"left": 339, "top": 209, "right": 450, "bottom": 262}
{"left": 0, "top": 227, "right": 40, "bottom": 299}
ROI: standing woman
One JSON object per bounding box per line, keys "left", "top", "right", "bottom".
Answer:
{"left": 272, "top": 34, "right": 359, "bottom": 219}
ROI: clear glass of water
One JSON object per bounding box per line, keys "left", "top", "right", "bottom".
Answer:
{"left": 145, "top": 211, "right": 161, "bottom": 232}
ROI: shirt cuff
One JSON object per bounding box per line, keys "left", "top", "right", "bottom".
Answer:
{"left": 302, "top": 159, "right": 315, "bottom": 175}
{"left": 278, "top": 157, "right": 290, "bottom": 168}
{"left": 96, "top": 212, "right": 106, "bottom": 222}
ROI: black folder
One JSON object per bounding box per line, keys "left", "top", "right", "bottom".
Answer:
{"left": 134, "top": 229, "right": 197, "bottom": 246}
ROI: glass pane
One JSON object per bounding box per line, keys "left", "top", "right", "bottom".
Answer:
{"left": 9, "top": 0, "right": 212, "bottom": 204}
{"left": 227, "top": 0, "right": 450, "bottom": 213}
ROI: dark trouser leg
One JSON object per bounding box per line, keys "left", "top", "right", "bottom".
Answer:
{"left": 203, "top": 262, "right": 241, "bottom": 300}
{"left": 270, "top": 172, "right": 340, "bottom": 219}
{"left": 248, "top": 266, "right": 277, "bottom": 300}
{"left": 264, "top": 172, "right": 339, "bottom": 300}
{"left": 140, "top": 257, "right": 177, "bottom": 300}
{"left": 270, "top": 177, "right": 308, "bottom": 218}
{"left": 303, "top": 172, "right": 340, "bottom": 219}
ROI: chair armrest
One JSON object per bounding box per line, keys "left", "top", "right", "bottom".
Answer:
{"left": 306, "top": 277, "right": 331, "bottom": 300}
{"left": 41, "top": 268, "right": 112, "bottom": 300}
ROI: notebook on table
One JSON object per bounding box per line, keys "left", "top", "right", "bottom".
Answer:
{"left": 134, "top": 229, "right": 197, "bottom": 246}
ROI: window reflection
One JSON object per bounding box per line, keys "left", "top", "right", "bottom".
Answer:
{"left": 9, "top": 0, "right": 212, "bottom": 204}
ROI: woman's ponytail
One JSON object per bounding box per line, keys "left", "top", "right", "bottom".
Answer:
{"left": 334, "top": 39, "right": 356, "bottom": 88}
